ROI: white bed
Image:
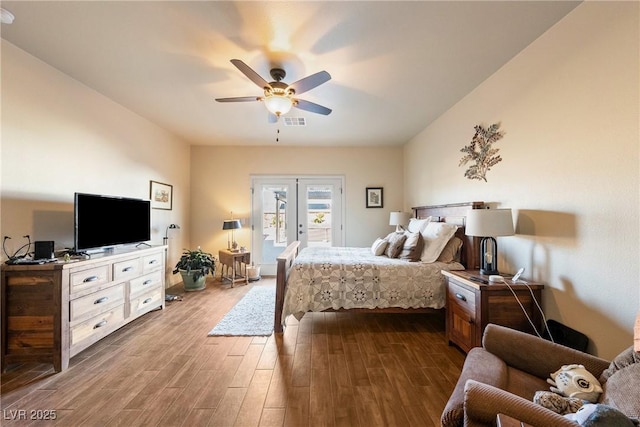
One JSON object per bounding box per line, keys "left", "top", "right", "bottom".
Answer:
{"left": 281, "top": 246, "right": 464, "bottom": 322}
{"left": 274, "top": 202, "right": 485, "bottom": 332}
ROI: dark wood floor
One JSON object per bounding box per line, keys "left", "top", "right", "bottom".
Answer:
{"left": 1, "top": 277, "right": 465, "bottom": 426}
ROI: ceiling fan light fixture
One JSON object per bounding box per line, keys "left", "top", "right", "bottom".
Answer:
{"left": 1, "top": 8, "right": 15, "bottom": 24}
{"left": 264, "top": 94, "right": 293, "bottom": 116}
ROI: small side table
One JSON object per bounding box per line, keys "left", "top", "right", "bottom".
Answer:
{"left": 441, "top": 270, "right": 544, "bottom": 353}
{"left": 218, "top": 250, "right": 250, "bottom": 287}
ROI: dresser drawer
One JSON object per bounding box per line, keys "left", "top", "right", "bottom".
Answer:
{"left": 70, "top": 305, "right": 125, "bottom": 347}
{"left": 70, "top": 265, "right": 111, "bottom": 294}
{"left": 113, "top": 258, "right": 142, "bottom": 281}
{"left": 142, "top": 252, "right": 163, "bottom": 272}
{"left": 129, "top": 271, "right": 162, "bottom": 297}
{"left": 447, "top": 280, "right": 476, "bottom": 312}
{"left": 130, "top": 288, "right": 163, "bottom": 318}
{"left": 70, "top": 283, "right": 125, "bottom": 324}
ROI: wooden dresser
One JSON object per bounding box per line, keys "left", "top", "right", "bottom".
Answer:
{"left": 441, "top": 270, "right": 544, "bottom": 353}
{"left": 1, "top": 245, "right": 166, "bottom": 372}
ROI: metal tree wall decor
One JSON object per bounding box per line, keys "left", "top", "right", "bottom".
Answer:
{"left": 459, "top": 123, "right": 505, "bottom": 182}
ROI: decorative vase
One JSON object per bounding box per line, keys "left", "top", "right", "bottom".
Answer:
{"left": 180, "top": 270, "right": 207, "bottom": 291}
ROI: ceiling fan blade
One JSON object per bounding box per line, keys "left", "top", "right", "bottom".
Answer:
{"left": 288, "top": 71, "right": 331, "bottom": 95}
{"left": 294, "top": 99, "right": 332, "bottom": 115}
{"left": 230, "top": 59, "right": 271, "bottom": 90}
{"left": 215, "top": 96, "right": 261, "bottom": 103}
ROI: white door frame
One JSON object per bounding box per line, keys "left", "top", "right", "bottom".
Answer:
{"left": 250, "top": 175, "right": 345, "bottom": 275}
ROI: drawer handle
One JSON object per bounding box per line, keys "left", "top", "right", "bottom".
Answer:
{"left": 83, "top": 275, "right": 99, "bottom": 283}
{"left": 455, "top": 293, "right": 467, "bottom": 302}
{"left": 143, "top": 279, "right": 153, "bottom": 286}
{"left": 143, "top": 297, "right": 152, "bottom": 304}
{"left": 94, "top": 296, "right": 109, "bottom": 304}
{"left": 93, "top": 320, "right": 108, "bottom": 329}
{"left": 148, "top": 260, "right": 157, "bottom": 265}
{"left": 122, "top": 266, "right": 134, "bottom": 272}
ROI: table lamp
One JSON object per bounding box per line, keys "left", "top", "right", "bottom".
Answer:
{"left": 465, "top": 208, "right": 514, "bottom": 275}
{"left": 223, "top": 219, "right": 242, "bottom": 251}
{"left": 389, "top": 211, "right": 411, "bottom": 233}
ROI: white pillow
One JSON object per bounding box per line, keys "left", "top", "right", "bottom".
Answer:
{"left": 371, "top": 237, "right": 389, "bottom": 256}
{"left": 407, "top": 217, "right": 431, "bottom": 233}
{"left": 420, "top": 222, "right": 458, "bottom": 263}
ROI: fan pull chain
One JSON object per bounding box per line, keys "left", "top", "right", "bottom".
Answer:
{"left": 276, "top": 128, "right": 280, "bottom": 143}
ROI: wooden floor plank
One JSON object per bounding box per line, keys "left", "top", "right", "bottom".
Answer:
{"left": 263, "top": 354, "right": 293, "bottom": 409}
{"left": 1, "top": 277, "right": 465, "bottom": 427}
{"left": 234, "top": 369, "right": 273, "bottom": 427}
{"left": 259, "top": 408, "right": 286, "bottom": 427}
{"left": 284, "top": 386, "right": 310, "bottom": 427}
{"left": 209, "top": 387, "right": 247, "bottom": 426}
{"left": 309, "top": 368, "right": 334, "bottom": 427}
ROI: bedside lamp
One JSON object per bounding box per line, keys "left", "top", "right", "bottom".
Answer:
{"left": 389, "top": 211, "right": 411, "bottom": 233}
{"left": 465, "top": 208, "right": 514, "bottom": 275}
{"left": 223, "top": 219, "right": 242, "bottom": 251}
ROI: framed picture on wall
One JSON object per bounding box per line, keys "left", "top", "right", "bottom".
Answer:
{"left": 366, "top": 187, "right": 383, "bottom": 208}
{"left": 150, "top": 180, "right": 173, "bottom": 210}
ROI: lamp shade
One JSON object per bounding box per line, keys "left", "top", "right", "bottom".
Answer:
{"left": 465, "top": 209, "right": 514, "bottom": 237}
{"left": 222, "top": 219, "right": 241, "bottom": 230}
{"left": 389, "top": 211, "right": 411, "bottom": 227}
{"left": 264, "top": 95, "right": 293, "bottom": 116}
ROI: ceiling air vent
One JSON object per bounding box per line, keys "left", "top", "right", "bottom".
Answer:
{"left": 283, "top": 117, "right": 306, "bottom": 127}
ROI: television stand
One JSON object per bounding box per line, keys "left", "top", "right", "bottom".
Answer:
{"left": 1, "top": 245, "right": 167, "bottom": 372}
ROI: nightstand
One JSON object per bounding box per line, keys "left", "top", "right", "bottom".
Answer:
{"left": 441, "top": 270, "right": 544, "bottom": 353}
{"left": 218, "top": 250, "right": 250, "bottom": 287}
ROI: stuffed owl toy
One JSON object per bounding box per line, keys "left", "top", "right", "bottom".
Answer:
{"left": 547, "top": 364, "right": 603, "bottom": 403}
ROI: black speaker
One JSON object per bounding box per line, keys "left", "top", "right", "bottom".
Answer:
{"left": 34, "top": 241, "right": 55, "bottom": 260}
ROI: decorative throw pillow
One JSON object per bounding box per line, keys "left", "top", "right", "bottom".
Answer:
{"left": 371, "top": 237, "right": 389, "bottom": 256}
{"left": 533, "top": 390, "right": 584, "bottom": 415}
{"left": 399, "top": 231, "right": 424, "bottom": 261}
{"left": 407, "top": 217, "right": 431, "bottom": 234}
{"left": 599, "top": 363, "right": 640, "bottom": 417}
{"left": 598, "top": 346, "right": 640, "bottom": 416}
{"left": 420, "top": 222, "right": 458, "bottom": 263}
{"left": 437, "top": 237, "right": 463, "bottom": 263}
{"left": 384, "top": 232, "right": 407, "bottom": 258}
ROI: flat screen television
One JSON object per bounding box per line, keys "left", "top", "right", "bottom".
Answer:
{"left": 74, "top": 192, "right": 151, "bottom": 252}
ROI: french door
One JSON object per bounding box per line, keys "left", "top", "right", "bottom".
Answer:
{"left": 251, "top": 176, "right": 344, "bottom": 275}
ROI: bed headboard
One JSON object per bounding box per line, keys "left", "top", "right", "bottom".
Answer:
{"left": 412, "top": 201, "right": 484, "bottom": 269}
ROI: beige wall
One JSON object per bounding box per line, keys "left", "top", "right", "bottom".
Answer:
{"left": 1, "top": 41, "right": 192, "bottom": 287}
{"left": 404, "top": 2, "right": 639, "bottom": 359}
{"left": 190, "top": 145, "right": 404, "bottom": 255}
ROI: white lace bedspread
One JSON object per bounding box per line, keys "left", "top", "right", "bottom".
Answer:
{"left": 281, "top": 246, "right": 464, "bottom": 325}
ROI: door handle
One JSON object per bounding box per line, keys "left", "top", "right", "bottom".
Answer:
{"left": 299, "top": 230, "right": 304, "bottom": 234}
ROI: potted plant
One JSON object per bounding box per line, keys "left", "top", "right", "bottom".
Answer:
{"left": 173, "top": 247, "right": 215, "bottom": 291}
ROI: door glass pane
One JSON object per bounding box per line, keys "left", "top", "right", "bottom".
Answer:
{"left": 261, "top": 186, "right": 288, "bottom": 264}
{"left": 306, "top": 185, "right": 332, "bottom": 247}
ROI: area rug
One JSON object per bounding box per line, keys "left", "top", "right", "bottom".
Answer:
{"left": 208, "top": 285, "right": 275, "bottom": 336}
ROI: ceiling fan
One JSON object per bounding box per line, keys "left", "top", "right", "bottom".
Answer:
{"left": 216, "top": 59, "right": 332, "bottom": 122}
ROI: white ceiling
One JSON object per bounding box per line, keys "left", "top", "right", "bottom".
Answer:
{"left": 1, "top": 1, "right": 580, "bottom": 147}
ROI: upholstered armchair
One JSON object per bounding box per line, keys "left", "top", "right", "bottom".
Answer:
{"left": 442, "top": 323, "right": 639, "bottom": 427}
